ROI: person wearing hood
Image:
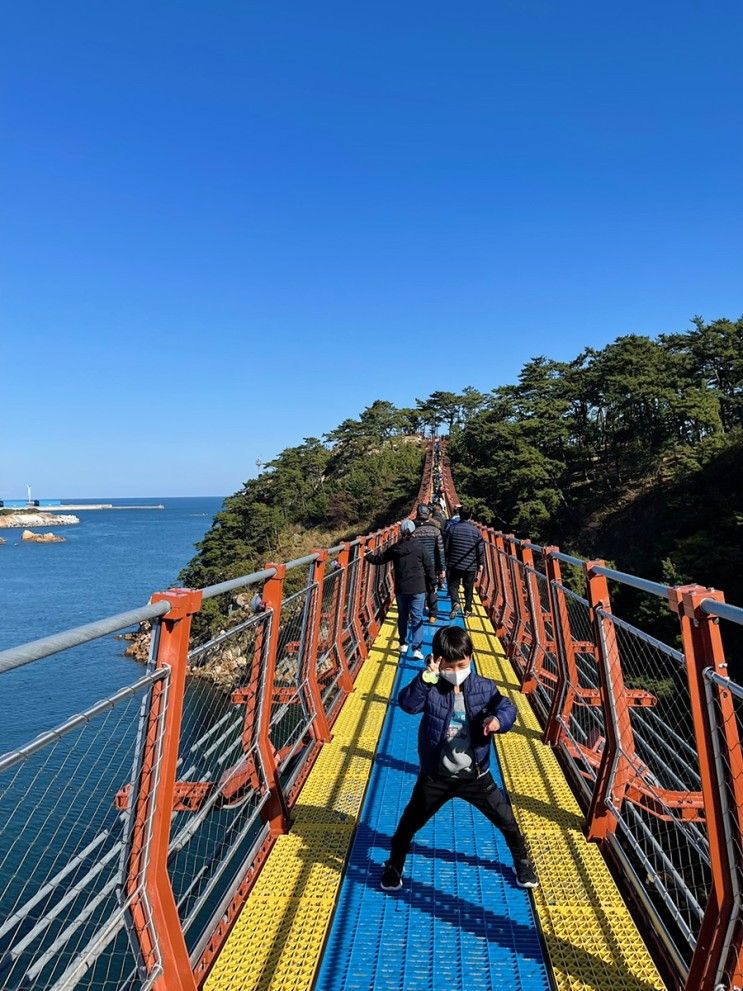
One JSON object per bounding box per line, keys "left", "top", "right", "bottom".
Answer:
{"left": 365, "top": 519, "right": 434, "bottom": 660}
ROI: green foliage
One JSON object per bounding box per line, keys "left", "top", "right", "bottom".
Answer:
{"left": 180, "top": 408, "right": 425, "bottom": 639}
{"left": 180, "top": 314, "right": 743, "bottom": 658}
{"left": 446, "top": 316, "right": 743, "bottom": 656}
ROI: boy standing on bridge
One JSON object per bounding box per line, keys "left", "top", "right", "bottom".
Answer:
{"left": 381, "top": 626, "right": 538, "bottom": 891}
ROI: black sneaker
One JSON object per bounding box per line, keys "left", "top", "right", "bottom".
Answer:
{"left": 449, "top": 606, "right": 459, "bottom": 620}
{"left": 464, "top": 609, "right": 473, "bottom": 618}
{"left": 380, "top": 861, "right": 403, "bottom": 891}
{"left": 515, "top": 858, "right": 539, "bottom": 889}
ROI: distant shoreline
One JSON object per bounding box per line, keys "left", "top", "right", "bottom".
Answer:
{"left": 42, "top": 504, "right": 165, "bottom": 511}
{"left": 0, "top": 513, "right": 80, "bottom": 529}
{"left": 0, "top": 504, "right": 166, "bottom": 529}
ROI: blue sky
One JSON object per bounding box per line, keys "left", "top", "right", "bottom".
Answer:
{"left": 2, "top": 2, "right": 741, "bottom": 497}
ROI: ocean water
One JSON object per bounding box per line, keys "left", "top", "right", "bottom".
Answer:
{"left": 0, "top": 496, "right": 223, "bottom": 749}
{"left": 0, "top": 496, "right": 248, "bottom": 987}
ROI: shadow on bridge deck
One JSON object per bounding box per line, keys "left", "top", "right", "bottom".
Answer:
{"left": 204, "top": 593, "right": 667, "bottom": 991}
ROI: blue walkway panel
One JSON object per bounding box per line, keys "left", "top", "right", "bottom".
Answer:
{"left": 316, "top": 592, "right": 551, "bottom": 991}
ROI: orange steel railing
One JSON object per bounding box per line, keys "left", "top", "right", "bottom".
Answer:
{"left": 436, "top": 440, "right": 743, "bottom": 991}
{"left": 0, "top": 441, "right": 436, "bottom": 991}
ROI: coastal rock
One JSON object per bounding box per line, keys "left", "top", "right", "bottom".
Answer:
{"left": 22, "top": 530, "right": 65, "bottom": 543}
{"left": 0, "top": 513, "right": 79, "bottom": 529}
{"left": 122, "top": 625, "right": 152, "bottom": 663}
{"left": 122, "top": 613, "right": 264, "bottom": 692}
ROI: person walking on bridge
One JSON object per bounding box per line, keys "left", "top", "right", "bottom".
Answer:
{"left": 444, "top": 506, "right": 484, "bottom": 618}
{"left": 431, "top": 504, "right": 447, "bottom": 532}
{"left": 365, "top": 519, "right": 434, "bottom": 660}
{"left": 380, "top": 626, "right": 538, "bottom": 892}
{"left": 411, "top": 504, "right": 446, "bottom": 623}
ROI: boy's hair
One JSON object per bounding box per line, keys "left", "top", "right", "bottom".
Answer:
{"left": 432, "top": 626, "right": 473, "bottom": 662}
{"left": 458, "top": 506, "right": 472, "bottom": 521}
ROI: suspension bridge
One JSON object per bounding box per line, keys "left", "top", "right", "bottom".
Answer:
{"left": 0, "top": 440, "right": 741, "bottom": 991}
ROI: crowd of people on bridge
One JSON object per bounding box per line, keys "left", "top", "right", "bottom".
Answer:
{"left": 364, "top": 500, "right": 486, "bottom": 652}
{"left": 363, "top": 445, "right": 539, "bottom": 895}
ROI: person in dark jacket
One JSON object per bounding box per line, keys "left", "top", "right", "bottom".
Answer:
{"left": 380, "top": 626, "right": 538, "bottom": 892}
{"left": 366, "top": 519, "right": 435, "bottom": 660}
{"left": 444, "top": 506, "right": 484, "bottom": 619}
{"left": 430, "top": 505, "right": 447, "bottom": 532}
{"left": 442, "top": 505, "right": 461, "bottom": 538}
{"left": 412, "top": 504, "right": 446, "bottom": 623}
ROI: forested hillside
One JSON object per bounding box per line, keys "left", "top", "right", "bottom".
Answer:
{"left": 447, "top": 315, "right": 743, "bottom": 627}
{"left": 181, "top": 315, "right": 742, "bottom": 638}
{"left": 179, "top": 403, "right": 426, "bottom": 634}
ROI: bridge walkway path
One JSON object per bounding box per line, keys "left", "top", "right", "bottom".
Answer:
{"left": 204, "top": 589, "right": 666, "bottom": 991}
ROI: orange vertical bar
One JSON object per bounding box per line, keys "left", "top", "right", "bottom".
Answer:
{"left": 127, "top": 588, "right": 201, "bottom": 991}
{"left": 304, "top": 550, "right": 332, "bottom": 743}
{"left": 382, "top": 525, "right": 398, "bottom": 613}
{"left": 671, "top": 585, "right": 742, "bottom": 991}
{"left": 493, "top": 533, "right": 512, "bottom": 637}
{"left": 542, "top": 551, "right": 579, "bottom": 747}
{"left": 332, "top": 543, "right": 355, "bottom": 692}
{"left": 258, "top": 564, "right": 291, "bottom": 836}
{"left": 519, "top": 541, "right": 545, "bottom": 694}
{"left": 351, "top": 537, "right": 369, "bottom": 661}
{"left": 486, "top": 529, "right": 505, "bottom": 629}
{"left": 505, "top": 536, "right": 529, "bottom": 671}
{"left": 231, "top": 617, "right": 267, "bottom": 793}
{"left": 364, "top": 531, "right": 381, "bottom": 636}
{"left": 584, "top": 562, "right": 635, "bottom": 842}
{"left": 476, "top": 525, "right": 493, "bottom": 607}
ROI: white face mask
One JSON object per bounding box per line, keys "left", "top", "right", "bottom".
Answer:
{"left": 440, "top": 665, "right": 471, "bottom": 686}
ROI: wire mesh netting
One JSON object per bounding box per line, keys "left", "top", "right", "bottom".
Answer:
{"left": 554, "top": 587, "right": 604, "bottom": 802}
{"left": 598, "top": 608, "right": 710, "bottom": 962}
{"left": 368, "top": 541, "right": 387, "bottom": 622}
{"left": 527, "top": 569, "right": 560, "bottom": 723}
{"left": 342, "top": 556, "right": 362, "bottom": 675}
{"left": 166, "top": 611, "right": 271, "bottom": 959}
{"left": 705, "top": 668, "right": 743, "bottom": 990}
{"left": 507, "top": 556, "right": 534, "bottom": 678}
{"left": 370, "top": 536, "right": 394, "bottom": 627}
{"left": 356, "top": 554, "right": 372, "bottom": 642}
{"left": 0, "top": 665, "right": 167, "bottom": 991}
{"left": 484, "top": 538, "right": 498, "bottom": 604}
{"left": 270, "top": 585, "right": 317, "bottom": 784}
{"left": 496, "top": 549, "right": 516, "bottom": 643}
{"left": 317, "top": 568, "right": 346, "bottom": 717}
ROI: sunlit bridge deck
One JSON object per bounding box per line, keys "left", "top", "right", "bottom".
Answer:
{"left": 1, "top": 439, "right": 742, "bottom": 991}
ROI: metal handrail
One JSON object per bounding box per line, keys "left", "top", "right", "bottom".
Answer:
{"left": 701, "top": 598, "right": 743, "bottom": 627}
{"left": 0, "top": 529, "right": 390, "bottom": 676}
{"left": 589, "top": 564, "right": 669, "bottom": 599}
{"left": 547, "top": 550, "right": 585, "bottom": 568}
{"left": 201, "top": 567, "right": 277, "bottom": 600}
{"left": 0, "top": 602, "right": 172, "bottom": 675}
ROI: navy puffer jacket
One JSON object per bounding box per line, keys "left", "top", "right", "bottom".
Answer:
{"left": 397, "top": 670, "right": 517, "bottom": 775}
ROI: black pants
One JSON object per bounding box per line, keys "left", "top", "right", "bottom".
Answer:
{"left": 389, "top": 771, "right": 528, "bottom": 871}
{"left": 448, "top": 568, "right": 476, "bottom": 611}
{"left": 425, "top": 577, "right": 439, "bottom": 618}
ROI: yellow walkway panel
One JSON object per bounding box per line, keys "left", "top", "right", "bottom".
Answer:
{"left": 204, "top": 614, "right": 400, "bottom": 991}
{"left": 467, "top": 598, "right": 666, "bottom": 991}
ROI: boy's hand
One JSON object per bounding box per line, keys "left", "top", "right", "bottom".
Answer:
{"left": 426, "top": 656, "right": 440, "bottom": 676}
{"left": 483, "top": 716, "right": 501, "bottom": 735}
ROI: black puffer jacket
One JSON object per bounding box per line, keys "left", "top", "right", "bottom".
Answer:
{"left": 444, "top": 520, "right": 484, "bottom": 572}
{"left": 412, "top": 520, "right": 446, "bottom": 572}
{"left": 366, "top": 538, "right": 435, "bottom": 595}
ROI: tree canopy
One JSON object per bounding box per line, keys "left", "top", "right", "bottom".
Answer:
{"left": 180, "top": 314, "right": 743, "bottom": 646}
